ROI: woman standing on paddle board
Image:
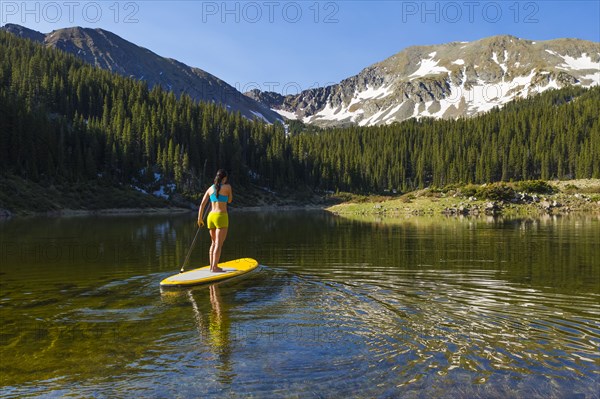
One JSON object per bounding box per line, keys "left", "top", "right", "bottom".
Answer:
{"left": 198, "top": 169, "right": 232, "bottom": 273}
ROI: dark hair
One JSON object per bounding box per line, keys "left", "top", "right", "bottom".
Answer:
{"left": 214, "top": 169, "right": 228, "bottom": 197}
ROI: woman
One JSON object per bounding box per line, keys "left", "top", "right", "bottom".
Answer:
{"left": 198, "top": 169, "right": 233, "bottom": 272}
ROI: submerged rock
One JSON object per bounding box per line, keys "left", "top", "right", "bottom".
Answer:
{"left": 484, "top": 202, "right": 501, "bottom": 215}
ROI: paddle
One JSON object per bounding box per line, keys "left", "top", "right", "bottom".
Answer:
{"left": 180, "top": 226, "right": 202, "bottom": 273}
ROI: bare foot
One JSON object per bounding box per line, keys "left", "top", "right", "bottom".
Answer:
{"left": 211, "top": 267, "right": 225, "bottom": 273}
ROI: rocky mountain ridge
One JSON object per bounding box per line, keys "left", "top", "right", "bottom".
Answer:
{"left": 246, "top": 35, "right": 600, "bottom": 126}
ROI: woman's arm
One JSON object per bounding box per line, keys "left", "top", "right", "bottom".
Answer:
{"left": 198, "top": 190, "right": 210, "bottom": 226}
{"left": 227, "top": 184, "right": 233, "bottom": 203}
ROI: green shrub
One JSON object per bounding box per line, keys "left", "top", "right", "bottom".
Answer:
{"left": 476, "top": 183, "right": 516, "bottom": 201}
{"left": 422, "top": 189, "right": 443, "bottom": 198}
{"left": 458, "top": 184, "right": 478, "bottom": 198}
{"left": 515, "top": 180, "right": 555, "bottom": 194}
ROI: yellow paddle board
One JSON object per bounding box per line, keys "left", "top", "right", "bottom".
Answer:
{"left": 160, "top": 258, "right": 259, "bottom": 288}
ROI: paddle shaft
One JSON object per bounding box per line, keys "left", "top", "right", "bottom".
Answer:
{"left": 180, "top": 227, "right": 201, "bottom": 273}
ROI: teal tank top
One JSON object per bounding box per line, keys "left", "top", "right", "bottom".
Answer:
{"left": 210, "top": 185, "right": 229, "bottom": 203}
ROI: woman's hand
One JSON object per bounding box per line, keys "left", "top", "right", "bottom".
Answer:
{"left": 197, "top": 217, "right": 205, "bottom": 228}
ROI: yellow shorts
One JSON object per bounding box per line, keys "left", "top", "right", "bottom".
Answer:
{"left": 207, "top": 212, "right": 229, "bottom": 229}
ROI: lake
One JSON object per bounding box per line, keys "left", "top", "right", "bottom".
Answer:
{"left": 1, "top": 211, "right": 599, "bottom": 398}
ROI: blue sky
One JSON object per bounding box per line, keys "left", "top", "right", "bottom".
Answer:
{"left": 3, "top": 1, "right": 599, "bottom": 94}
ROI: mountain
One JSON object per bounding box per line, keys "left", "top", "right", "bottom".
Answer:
{"left": 245, "top": 35, "right": 600, "bottom": 127}
{"left": 1, "top": 23, "right": 281, "bottom": 123}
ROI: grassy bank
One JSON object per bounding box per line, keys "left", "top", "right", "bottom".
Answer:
{"left": 0, "top": 174, "right": 177, "bottom": 217}
{"left": 327, "top": 180, "right": 600, "bottom": 218}
{"left": 0, "top": 174, "right": 331, "bottom": 217}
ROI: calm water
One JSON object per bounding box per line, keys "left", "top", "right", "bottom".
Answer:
{"left": 0, "top": 211, "right": 599, "bottom": 398}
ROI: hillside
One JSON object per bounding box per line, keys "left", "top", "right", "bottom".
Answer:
{"left": 1, "top": 23, "right": 281, "bottom": 123}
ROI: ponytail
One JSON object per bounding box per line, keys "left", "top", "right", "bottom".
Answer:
{"left": 214, "top": 169, "right": 228, "bottom": 197}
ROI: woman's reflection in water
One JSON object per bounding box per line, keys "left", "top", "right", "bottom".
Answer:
{"left": 187, "top": 284, "right": 233, "bottom": 384}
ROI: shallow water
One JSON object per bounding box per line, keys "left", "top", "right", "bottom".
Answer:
{"left": 1, "top": 212, "right": 599, "bottom": 398}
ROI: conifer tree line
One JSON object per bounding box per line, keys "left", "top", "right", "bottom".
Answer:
{"left": 294, "top": 86, "right": 600, "bottom": 192}
{"left": 1, "top": 31, "right": 598, "bottom": 196}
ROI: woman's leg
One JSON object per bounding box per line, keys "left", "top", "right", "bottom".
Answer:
{"left": 211, "top": 227, "right": 228, "bottom": 272}
{"left": 209, "top": 228, "right": 216, "bottom": 270}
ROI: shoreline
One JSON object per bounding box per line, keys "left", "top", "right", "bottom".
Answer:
{"left": 231, "top": 204, "right": 328, "bottom": 212}
{"left": 326, "top": 179, "right": 600, "bottom": 219}
{"left": 0, "top": 207, "right": 193, "bottom": 219}
{"left": 3, "top": 180, "right": 599, "bottom": 220}
{"left": 0, "top": 174, "right": 334, "bottom": 219}
{"left": 0, "top": 204, "right": 331, "bottom": 220}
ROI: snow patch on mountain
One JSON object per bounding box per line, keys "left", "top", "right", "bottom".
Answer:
{"left": 350, "top": 84, "right": 393, "bottom": 104}
{"left": 555, "top": 53, "right": 599, "bottom": 71}
{"left": 311, "top": 101, "right": 349, "bottom": 122}
{"left": 302, "top": 84, "right": 393, "bottom": 124}
{"left": 492, "top": 51, "right": 509, "bottom": 74}
{"left": 273, "top": 108, "right": 299, "bottom": 120}
{"left": 309, "top": 100, "right": 364, "bottom": 124}
{"left": 409, "top": 52, "right": 450, "bottom": 79}
{"left": 358, "top": 104, "right": 396, "bottom": 126}
{"left": 465, "top": 70, "right": 538, "bottom": 113}
{"left": 581, "top": 71, "right": 600, "bottom": 84}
